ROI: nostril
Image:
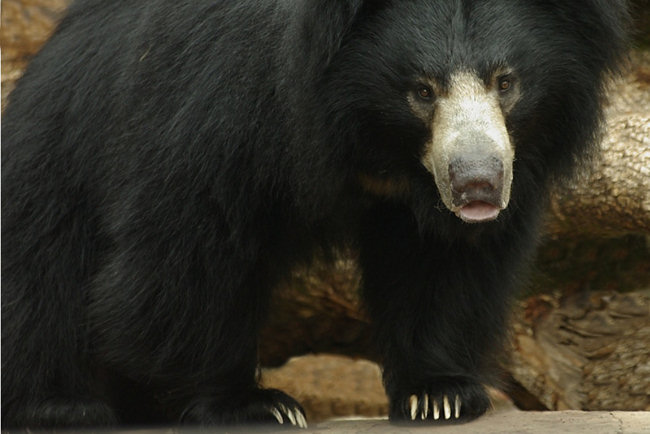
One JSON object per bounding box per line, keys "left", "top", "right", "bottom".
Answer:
{"left": 454, "top": 181, "right": 494, "bottom": 194}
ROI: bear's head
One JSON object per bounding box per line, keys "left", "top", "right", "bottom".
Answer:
{"left": 410, "top": 69, "right": 517, "bottom": 223}
{"left": 287, "top": 0, "right": 628, "bottom": 225}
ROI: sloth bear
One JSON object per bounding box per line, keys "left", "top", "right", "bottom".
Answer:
{"left": 2, "top": 0, "right": 628, "bottom": 428}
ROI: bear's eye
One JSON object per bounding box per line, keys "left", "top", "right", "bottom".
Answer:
{"left": 417, "top": 85, "right": 433, "bottom": 100}
{"left": 498, "top": 76, "right": 513, "bottom": 93}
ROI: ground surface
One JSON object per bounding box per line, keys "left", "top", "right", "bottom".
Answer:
{"left": 111, "top": 411, "right": 649, "bottom": 433}
{"left": 312, "top": 410, "right": 650, "bottom": 433}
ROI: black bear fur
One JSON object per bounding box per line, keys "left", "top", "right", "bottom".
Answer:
{"left": 1, "top": 0, "right": 628, "bottom": 428}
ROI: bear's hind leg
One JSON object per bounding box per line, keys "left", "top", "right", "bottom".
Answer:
{"left": 1, "top": 277, "right": 118, "bottom": 429}
{"left": 7, "top": 399, "right": 118, "bottom": 429}
{"left": 2, "top": 293, "right": 117, "bottom": 429}
{"left": 1, "top": 191, "right": 118, "bottom": 429}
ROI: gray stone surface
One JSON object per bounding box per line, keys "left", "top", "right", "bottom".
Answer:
{"left": 121, "top": 410, "right": 650, "bottom": 433}
{"left": 312, "top": 410, "right": 650, "bottom": 433}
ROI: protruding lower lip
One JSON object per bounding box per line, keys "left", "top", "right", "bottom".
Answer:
{"left": 456, "top": 201, "right": 501, "bottom": 223}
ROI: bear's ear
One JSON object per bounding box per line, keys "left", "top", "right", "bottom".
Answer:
{"left": 281, "top": 0, "right": 369, "bottom": 75}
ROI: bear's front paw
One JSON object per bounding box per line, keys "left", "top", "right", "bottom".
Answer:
{"left": 390, "top": 380, "right": 490, "bottom": 423}
{"left": 180, "top": 388, "right": 307, "bottom": 428}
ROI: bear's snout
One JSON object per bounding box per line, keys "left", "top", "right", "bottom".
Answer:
{"left": 448, "top": 155, "right": 504, "bottom": 223}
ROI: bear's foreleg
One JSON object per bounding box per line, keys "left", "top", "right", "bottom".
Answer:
{"left": 360, "top": 205, "right": 522, "bottom": 423}
{"left": 89, "top": 210, "right": 306, "bottom": 427}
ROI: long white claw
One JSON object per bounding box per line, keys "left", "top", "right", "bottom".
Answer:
{"left": 279, "top": 404, "right": 297, "bottom": 426}
{"left": 287, "top": 410, "right": 298, "bottom": 426}
{"left": 422, "top": 394, "right": 429, "bottom": 420}
{"left": 454, "top": 395, "right": 461, "bottom": 419}
{"left": 296, "top": 411, "right": 308, "bottom": 429}
{"left": 293, "top": 410, "right": 303, "bottom": 428}
{"left": 409, "top": 395, "right": 418, "bottom": 420}
{"left": 443, "top": 395, "right": 451, "bottom": 420}
{"left": 270, "top": 406, "right": 283, "bottom": 425}
{"left": 433, "top": 399, "right": 440, "bottom": 420}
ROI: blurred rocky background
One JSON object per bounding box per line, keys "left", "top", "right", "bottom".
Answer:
{"left": 2, "top": 0, "right": 649, "bottom": 423}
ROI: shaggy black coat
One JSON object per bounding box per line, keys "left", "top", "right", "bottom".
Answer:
{"left": 1, "top": 0, "right": 628, "bottom": 428}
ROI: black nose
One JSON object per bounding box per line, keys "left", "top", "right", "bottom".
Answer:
{"left": 448, "top": 156, "right": 504, "bottom": 207}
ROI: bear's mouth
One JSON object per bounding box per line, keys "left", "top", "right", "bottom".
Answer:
{"left": 456, "top": 201, "right": 501, "bottom": 223}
